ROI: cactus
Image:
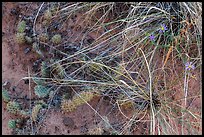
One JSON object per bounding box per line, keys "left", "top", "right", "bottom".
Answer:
{"left": 32, "top": 42, "right": 44, "bottom": 57}
{"left": 44, "top": 10, "right": 52, "bottom": 21}
{"left": 8, "top": 119, "right": 16, "bottom": 129}
{"left": 17, "top": 20, "right": 26, "bottom": 33}
{"left": 51, "top": 61, "right": 65, "bottom": 79}
{"left": 32, "top": 77, "right": 45, "bottom": 85}
{"left": 6, "top": 101, "right": 20, "bottom": 114}
{"left": 2, "top": 89, "right": 10, "bottom": 102}
{"left": 72, "top": 92, "right": 95, "bottom": 107}
{"left": 88, "top": 127, "right": 104, "bottom": 135}
{"left": 39, "top": 33, "right": 49, "bottom": 43}
{"left": 51, "top": 34, "right": 62, "bottom": 45}
{"left": 25, "top": 36, "right": 33, "bottom": 44}
{"left": 34, "top": 85, "right": 50, "bottom": 98}
{"left": 16, "top": 33, "right": 26, "bottom": 44}
{"left": 41, "top": 61, "right": 50, "bottom": 78}
{"left": 19, "top": 110, "right": 30, "bottom": 118}
{"left": 119, "top": 100, "right": 134, "bottom": 110}
{"left": 61, "top": 99, "right": 76, "bottom": 113}
{"left": 32, "top": 104, "right": 42, "bottom": 122}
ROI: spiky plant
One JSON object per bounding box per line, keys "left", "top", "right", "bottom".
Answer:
{"left": 19, "top": 110, "right": 30, "bottom": 118}
{"left": 2, "top": 89, "right": 10, "bottom": 102}
{"left": 32, "top": 104, "right": 42, "bottom": 122}
{"left": 88, "top": 127, "right": 104, "bottom": 135}
{"left": 39, "top": 33, "right": 49, "bottom": 43}
{"left": 61, "top": 99, "right": 77, "bottom": 113}
{"left": 16, "top": 33, "right": 26, "bottom": 44}
{"left": 51, "top": 61, "right": 65, "bottom": 79}
{"left": 6, "top": 101, "right": 20, "bottom": 114}
{"left": 51, "top": 34, "right": 62, "bottom": 45}
{"left": 72, "top": 92, "right": 96, "bottom": 107}
{"left": 41, "top": 61, "right": 50, "bottom": 78}
{"left": 32, "top": 77, "right": 45, "bottom": 85}
{"left": 25, "top": 36, "right": 33, "bottom": 44}
{"left": 34, "top": 85, "right": 50, "bottom": 98}
{"left": 8, "top": 119, "right": 16, "bottom": 129}
{"left": 44, "top": 9, "right": 52, "bottom": 21}
{"left": 17, "top": 20, "right": 26, "bottom": 33}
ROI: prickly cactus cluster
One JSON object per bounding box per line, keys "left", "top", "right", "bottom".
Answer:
{"left": 17, "top": 20, "right": 26, "bottom": 33}
{"left": 34, "top": 85, "right": 50, "bottom": 98}
{"left": 2, "top": 89, "right": 10, "bottom": 102}
{"left": 39, "top": 33, "right": 49, "bottom": 43}
{"left": 6, "top": 101, "right": 20, "bottom": 114}
{"left": 61, "top": 99, "right": 77, "bottom": 113}
{"left": 32, "top": 104, "right": 42, "bottom": 122}
{"left": 51, "top": 60, "right": 65, "bottom": 79}
{"left": 41, "top": 61, "right": 50, "bottom": 78}
{"left": 51, "top": 34, "right": 62, "bottom": 45}
{"left": 16, "top": 33, "right": 26, "bottom": 44}
{"left": 61, "top": 92, "right": 97, "bottom": 113}
{"left": 8, "top": 119, "right": 16, "bottom": 129}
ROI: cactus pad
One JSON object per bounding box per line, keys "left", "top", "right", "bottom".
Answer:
{"left": 39, "top": 33, "right": 49, "bottom": 43}
{"left": 17, "top": 20, "right": 26, "bottom": 33}
{"left": 51, "top": 34, "right": 62, "bottom": 45}
{"left": 61, "top": 100, "right": 76, "bottom": 113}
{"left": 8, "top": 119, "right": 16, "bottom": 129}
{"left": 6, "top": 101, "right": 20, "bottom": 114}
{"left": 34, "top": 85, "right": 50, "bottom": 98}
{"left": 2, "top": 89, "right": 10, "bottom": 102}
{"left": 16, "top": 33, "right": 26, "bottom": 44}
{"left": 32, "top": 104, "right": 42, "bottom": 122}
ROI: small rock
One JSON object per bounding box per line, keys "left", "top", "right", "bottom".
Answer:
{"left": 24, "top": 47, "right": 31, "bottom": 54}
{"left": 63, "top": 117, "right": 75, "bottom": 128}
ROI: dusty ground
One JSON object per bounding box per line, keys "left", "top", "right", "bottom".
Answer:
{"left": 2, "top": 2, "right": 202, "bottom": 135}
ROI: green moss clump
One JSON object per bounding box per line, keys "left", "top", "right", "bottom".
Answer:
{"left": 16, "top": 33, "right": 26, "bottom": 44}
{"left": 2, "top": 89, "right": 10, "bottom": 102}
{"left": 6, "top": 101, "right": 20, "bottom": 114}
{"left": 8, "top": 119, "right": 16, "bottom": 129}
{"left": 51, "top": 34, "right": 62, "bottom": 45}
{"left": 17, "top": 20, "right": 26, "bottom": 33}
{"left": 34, "top": 85, "right": 50, "bottom": 98}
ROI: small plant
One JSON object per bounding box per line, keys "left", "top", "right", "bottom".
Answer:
{"left": 44, "top": 9, "right": 52, "bottom": 21}
{"left": 88, "top": 127, "right": 104, "bottom": 135}
{"left": 51, "top": 34, "right": 62, "bottom": 45}
{"left": 39, "top": 33, "right": 49, "bottom": 43}
{"left": 8, "top": 119, "right": 16, "bottom": 129}
{"left": 19, "top": 110, "right": 30, "bottom": 118}
{"left": 41, "top": 61, "right": 50, "bottom": 78}
{"left": 34, "top": 85, "right": 50, "bottom": 98}
{"left": 17, "top": 20, "right": 26, "bottom": 33}
{"left": 6, "top": 101, "right": 20, "bottom": 114}
{"left": 25, "top": 36, "right": 33, "bottom": 44}
{"left": 72, "top": 92, "right": 96, "bottom": 106}
{"left": 61, "top": 99, "right": 77, "bottom": 113}
{"left": 2, "top": 89, "right": 10, "bottom": 102}
{"left": 51, "top": 61, "right": 65, "bottom": 79}
{"left": 16, "top": 33, "right": 26, "bottom": 44}
{"left": 32, "top": 104, "right": 42, "bottom": 122}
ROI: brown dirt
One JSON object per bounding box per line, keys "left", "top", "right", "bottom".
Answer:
{"left": 2, "top": 2, "right": 201, "bottom": 135}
